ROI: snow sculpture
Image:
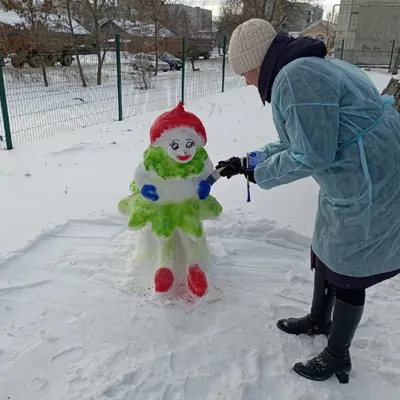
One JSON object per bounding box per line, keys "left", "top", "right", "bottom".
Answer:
{"left": 118, "top": 102, "right": 222, "bottom": 300}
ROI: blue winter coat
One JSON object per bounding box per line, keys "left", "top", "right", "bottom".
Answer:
{"left": 253, "top": 56, "right": 400, "bottom": 281}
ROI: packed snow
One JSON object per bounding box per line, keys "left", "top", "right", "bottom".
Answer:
{"left": 0, "top": 70, "right": 399, "bottom": 400}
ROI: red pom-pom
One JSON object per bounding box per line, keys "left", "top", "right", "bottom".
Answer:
{"left": 154, "top": 267, "right": 174, "bottom": 292}
{"left": 188, "top": 265, "right": 208, "bottom": 297}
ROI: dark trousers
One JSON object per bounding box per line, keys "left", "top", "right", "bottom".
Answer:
{"left": 335, "top": 286, "right": 365, "bottom": 306}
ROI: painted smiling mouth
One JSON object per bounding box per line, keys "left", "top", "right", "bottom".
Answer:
{"left": 177, "top": 154, "right": 191, "bottom": 161}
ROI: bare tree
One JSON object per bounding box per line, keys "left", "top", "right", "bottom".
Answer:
{"left": 268, "top": 0, "right": 301, "bottom": 30}
{"left": 83, "top": 0, "right": 107, "bottom": 85}
{"left": 216, "top": 0, "right": 301, "bottom": 38}
{"left": 216, "top": 0, "right": 245, "bottom": 38}
{"left": 382, "top": 75, "right": 400, "bottom": 110}
{"left": 135, "top": 0, "right": 172, "bottom": 75}
{"left": 81, "top": 0, "right": 125, "bottom": 85}
{"left": 165, "top": 6, "right": 200, "bottom": 71}
{"left": 57, "top": 0, "right": 87, "bottom": 87}
{"left": 119, "top": 0, "right": 139, "bottom": 21}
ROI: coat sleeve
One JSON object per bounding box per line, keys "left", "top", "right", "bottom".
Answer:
{"left": 255, "top": 140, "right": 287, "bottom": 159}
{"left": 254, "top": 66, "right": 340, "bottom": 190}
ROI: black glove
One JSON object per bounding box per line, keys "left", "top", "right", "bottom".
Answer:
{"left": 216, "top": 157, "right": 256, "bottom": 184}
{"left": 216, "top": 157, "right": 242, "bottom": 179}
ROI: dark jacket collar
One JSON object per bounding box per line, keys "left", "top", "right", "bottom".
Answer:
{"left": 258, "top": 32, "right": 327, "bottom": 105}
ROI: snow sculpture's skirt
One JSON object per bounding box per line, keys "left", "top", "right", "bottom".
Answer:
{"left": 118, "top": 182, "right": 222, "bottom": 239}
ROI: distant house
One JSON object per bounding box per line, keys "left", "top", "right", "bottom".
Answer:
{"left": 300, "top": 19, "right": 336, "bottom": 48}
{"left": 0, "top": 7, "right": 90, "bottom": 35}
{"left": 99, "top": 19, "right": 176, "bottom": 39}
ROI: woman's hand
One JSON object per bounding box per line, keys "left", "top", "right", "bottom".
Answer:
{"left": 216, "top": 157, "right": 256, "bottom": 183}
{"left": 216, "top": 157, "right": 243, "bottom": 178}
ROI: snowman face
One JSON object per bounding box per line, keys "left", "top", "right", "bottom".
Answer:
{"left": 157, "top": 128, "right": 201, "bottom": 164}
{"left": 167, "top": 137, "right": 196, "bottom": 163}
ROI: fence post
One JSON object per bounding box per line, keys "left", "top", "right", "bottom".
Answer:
{"left": 340, "top": 39, "right": 344, "bottom": 60}
{"left": 181, "top": 38, "right": 186, "bottom": 105}
{"left": 116, "top": 33, "right": 123, "bottom": 121}
{"left": 0, "top": 60, "right": 12, "bottom": 150}
{"left": 222, "top": 35, "right": 227, "bottom": 93}
{"left": 389, "top": 40, "right": 396, "bottom": 74}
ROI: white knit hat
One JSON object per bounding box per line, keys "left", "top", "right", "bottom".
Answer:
{"left": 229, "top": 19, "right": 277, "bottom": 75}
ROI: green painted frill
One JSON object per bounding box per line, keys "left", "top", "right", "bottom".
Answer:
{"left": 118, "top": 182, "right": 222, "bottom": 239}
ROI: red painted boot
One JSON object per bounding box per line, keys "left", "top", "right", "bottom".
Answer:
{"left": 188, "top": 265, "right": 208, "bottom": 297}
{"left": 154, "top": 267, "right": 174, "bottom": 292}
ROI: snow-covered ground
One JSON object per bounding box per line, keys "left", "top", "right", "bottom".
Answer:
{"left": 1, "top": 71, "right": 399, "bottom": 400}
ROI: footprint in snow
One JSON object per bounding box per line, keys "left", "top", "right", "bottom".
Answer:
{"left": 102, "top": 371, "right": 138, "bottom": 398}
{"left": 30, "top": 375, "right": 48, "bottom": 391}
{"left": 50, "top": 345, "right": 83, "bottom": 365}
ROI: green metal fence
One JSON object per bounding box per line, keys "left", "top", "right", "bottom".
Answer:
{"left": 0, "top": 34, "right": 244, "bottom": 150}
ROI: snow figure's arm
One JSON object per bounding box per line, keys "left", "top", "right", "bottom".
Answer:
{"left": 196, "top": 156, "right": 214, "bottom": 200}
{"left": 200, "top": 156, "right": 214, "bottom": 179}
{"left": 134, "top": 162, "right": 161, "bottom": 202}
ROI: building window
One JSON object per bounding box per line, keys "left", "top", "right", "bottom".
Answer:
{"left": 350, "top": 12, "right": 359, "bottom": 30}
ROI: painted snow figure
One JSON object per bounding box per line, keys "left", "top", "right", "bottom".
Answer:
{"left": 118, "top": 102, "right": 222, "bottom": 299}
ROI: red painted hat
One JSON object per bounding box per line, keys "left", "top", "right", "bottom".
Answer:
{"left": 150, "top": 102, "right": 207, "bottom": 146}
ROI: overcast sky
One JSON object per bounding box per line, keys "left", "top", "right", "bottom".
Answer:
{"left": 184, "top": 0, "right": 340, "bottom": 18}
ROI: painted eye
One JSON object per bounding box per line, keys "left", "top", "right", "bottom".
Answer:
{"left": 169, "top": 140, "right": 179, "bottom": 151}
{"left": 186, "top": 140, "right": 195, "bottom": 149}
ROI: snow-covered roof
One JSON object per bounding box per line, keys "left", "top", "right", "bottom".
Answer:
{"left": 44, "top": 14, "right": 90, "bottom": 35}
{"left": 300, "top": 19, "right": 336, "bottom": 35}
{"left": 130, "top": 23, "right": 175, "bottom": 38}
{"left": 103, "top": 19, "right": 176, "bottom": 38}
{"left": 0, "top": 9, "right": 89, "bottom": 35}
{"left": 0, "top": 8, "right": 21, "bottom": 25}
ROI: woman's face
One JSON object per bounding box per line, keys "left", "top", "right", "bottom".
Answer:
{"left": 243, "top": 67, "right": 260, "bottom": 87}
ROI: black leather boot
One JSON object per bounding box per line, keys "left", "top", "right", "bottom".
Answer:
{"left": 277, "top": 268, "right": 334, "bottom": 335}
{"left": 293, "top": 298, "right": 364, "bottom": 383}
